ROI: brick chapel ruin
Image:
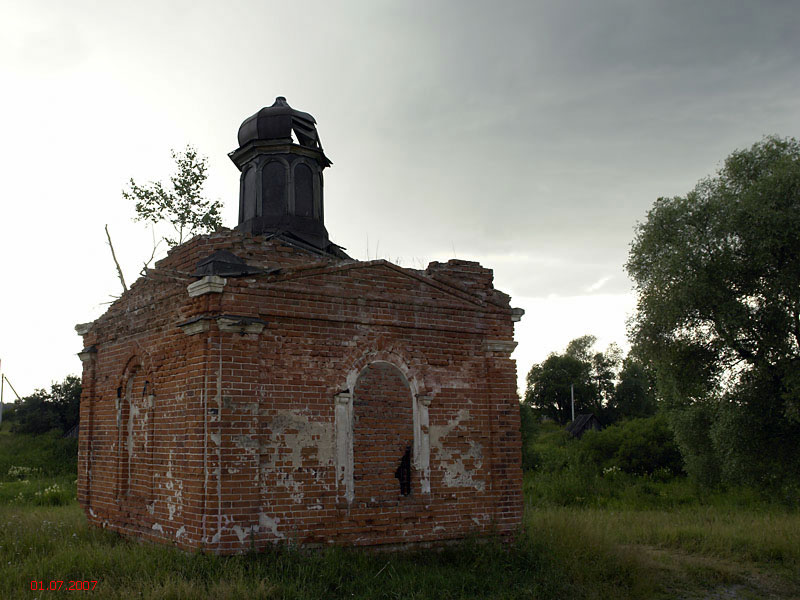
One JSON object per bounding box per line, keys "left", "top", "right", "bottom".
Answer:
{"left": 75, "top": 98, "right": 524, "bottom": 552}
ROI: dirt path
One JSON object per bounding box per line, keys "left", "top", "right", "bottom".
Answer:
{"left": 630, "top": 544, "right": 800, "bottom": 600}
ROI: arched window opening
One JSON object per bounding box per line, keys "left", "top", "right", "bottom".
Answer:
{"left": 294, "top": 163, "right": 314, "bottom": 218}
{"left": 242, "top": 166, "right": 257, "bottom": 219}
{"left": 262, "top": 161, "right": 287, "bottom": 216}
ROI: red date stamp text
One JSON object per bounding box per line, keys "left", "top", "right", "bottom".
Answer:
{"left": 30, "top": 580, "right": 98, "bottom": 592}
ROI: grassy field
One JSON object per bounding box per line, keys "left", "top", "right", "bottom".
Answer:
{"left": 0, "top": 426, "right": 798, "bottom": 599}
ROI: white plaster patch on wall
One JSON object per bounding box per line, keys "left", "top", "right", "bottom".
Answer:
{"left": 232, "top": 525, "right": 249, "bottom": 543}
{"left": 210, "top": 433, "right": 221, "bottom": 446}
{"left": 265, "top": 411, "right": 334, "bottom": 467}
{"left": 258, "top": 410, "right": 335, "bottom": 502}
{"left": 152, "top": 523, "right": 164, "bottom": 533}
{"left": 430, "top": 409, "right": 486, "bottom": 491}
{"left": 267, "top": 470, "right": 303, "bottom": 504}
{"left": 472, "top": 514, "right": 489, "bottom": 527}
{"left": 164, "top": 450, "right": 184, "bottom": 521}
{"left": 175, "top": 525, "right": 185, "bottom": 539}
{"left": 334, "top": 391, "right": 354, "bottom": 503}
{"left": 233, "top": 434, "right": 258, "bottom": 452}
{"left": 259, "top": 514, "right": 285, "bottom": 540}
{"left": 430, "top": 409, "right": 470, "bottom": 449}
{"left": 425, "top": 359, "right": 478, "bottom": 395}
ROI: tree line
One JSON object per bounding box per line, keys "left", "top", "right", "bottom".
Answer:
{"left": 525, "top": 335, "right": 657, "bottom": 425}
{"left": 525, "top": 135, "right": 800, "bottom": 496}
{"left": 2, "top": 375, "right": 81, "bottom": 435}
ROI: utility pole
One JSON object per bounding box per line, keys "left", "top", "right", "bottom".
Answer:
{"left": 2, "top": 375, "right": 20, "bottom": 402}
{"left": 0, "top": 374, "right": 21, "bottom": 430}
{"left": 570, "top": 384, "right": 575, "bottom": 422}
{"left": 0, "top": 357, "right": 21, "bottom": 431}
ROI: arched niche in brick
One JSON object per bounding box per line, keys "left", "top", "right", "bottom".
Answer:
{"left": 117, "top": 363, "right": 154, "bottom": 502}
{"left": 353, "top": 362, "right": 412, "bottom": 504}
{"left": 336, "top": 358, "right": 431, "bottom": 504}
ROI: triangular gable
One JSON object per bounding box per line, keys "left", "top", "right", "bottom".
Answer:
{"left": 260, "top": 260, "right": 508, "bottom": 313}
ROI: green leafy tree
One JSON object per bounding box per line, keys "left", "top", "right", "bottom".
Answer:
{"left": 564, "top": 335, "right": 596, "bottom": 362}
{"left": 525, "top": 352, "right": 592, "bottom": 424}
{"left": 123, "top": 145, "right": 223, "bottom": 247}
{"left": 626, "top": 135, "right": 800, "bottom": 490}
{"left": 590, "top": 342, "right": 622, "bottom": 411}
{"left": 607, "top": 357, "right": 658, "bottom": 421}
{"left": 525, "top": 335, "right": 621, "bottom": 424}
{"left": 12, "top": 375, "right": 81, "bottom": 435}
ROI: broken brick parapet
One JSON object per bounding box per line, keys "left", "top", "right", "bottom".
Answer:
{"left": 153, "top": 229, "right": 337, "bottom": 274}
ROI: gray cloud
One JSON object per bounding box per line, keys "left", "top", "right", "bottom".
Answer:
{"left": 313, "top": 1, "right": 800, "bottom": 296}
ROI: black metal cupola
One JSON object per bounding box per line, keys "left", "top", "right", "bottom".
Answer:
{"left": 229, "top": 97, "right": 333, "bottom": 251}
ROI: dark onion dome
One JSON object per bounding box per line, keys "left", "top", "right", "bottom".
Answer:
{"left": 237, "top": 96, "right": 327, "bottom": 154}
{"left": 230, "top": 96, "right": 343, "bottom": 256}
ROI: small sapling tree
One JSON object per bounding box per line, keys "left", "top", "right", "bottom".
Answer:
{"left": 123, "top": 145, "right": 223, "bottom": 247}
{"left": 106, "top": 146, "right": 224, "bottom": 295}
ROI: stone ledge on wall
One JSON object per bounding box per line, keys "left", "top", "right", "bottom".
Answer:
{"left": 187, "top": 275, "right": 227, "bottom": 297}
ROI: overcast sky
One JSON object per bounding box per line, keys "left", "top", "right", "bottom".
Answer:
{"left": 1, "top": 0, "right": 799, "bottom": 398}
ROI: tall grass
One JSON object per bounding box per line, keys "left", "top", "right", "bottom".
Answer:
{"left": 0, "top": 475, "right": 76, "bottom": 506}
{"left": 0, "top": 427, "right": 797, "bottom": 599}
{"left": 0, "top": 430, "right": 77, "bottom": 478}
{"left": 527, "top": 506, "right": 800, "bottom": 567}
{"left": 3, "top": 499, "right": 796, "bottom": 599}
{"left": 0, "top": 504, "right": 659, "bottom": 600}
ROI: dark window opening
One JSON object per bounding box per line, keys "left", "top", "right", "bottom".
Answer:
{"left": 395, "top": 446, "right": 412, "bottom": 496}
{"left": 294, "top": 163, "right": 314, "bottom": 217}
{"left": 262, "top": 161, "right": 286, "bottom": 216}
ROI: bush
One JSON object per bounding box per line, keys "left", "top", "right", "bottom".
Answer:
{"left": 668, "top": 400, "right": 723, "bottom": 488}
{"left": 711, "top": 376, "right": 800, "bottom": 495}
{"left": 581, "top": 415, "right": 683, "bottom": 477}
{"left": 520, "top": 404, "right": 541, "bottom": 470}
{"left": 12, "top": 375, "right": 81, "bottom": 435}
{"left": 0, "top": 402, "right": 16, "bottom": 428}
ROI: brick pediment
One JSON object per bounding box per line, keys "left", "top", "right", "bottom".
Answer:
{"left": 262, "top": 260, "right": 508, "bottom": 314}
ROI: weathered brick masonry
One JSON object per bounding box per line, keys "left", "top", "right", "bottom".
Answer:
{"left": 76, "top": 99, "right": 524, "bottom": 553}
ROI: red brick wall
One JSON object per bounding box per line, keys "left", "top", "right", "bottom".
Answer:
{"left": 77, "top": 230, "right": 524, "bottom": 553}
